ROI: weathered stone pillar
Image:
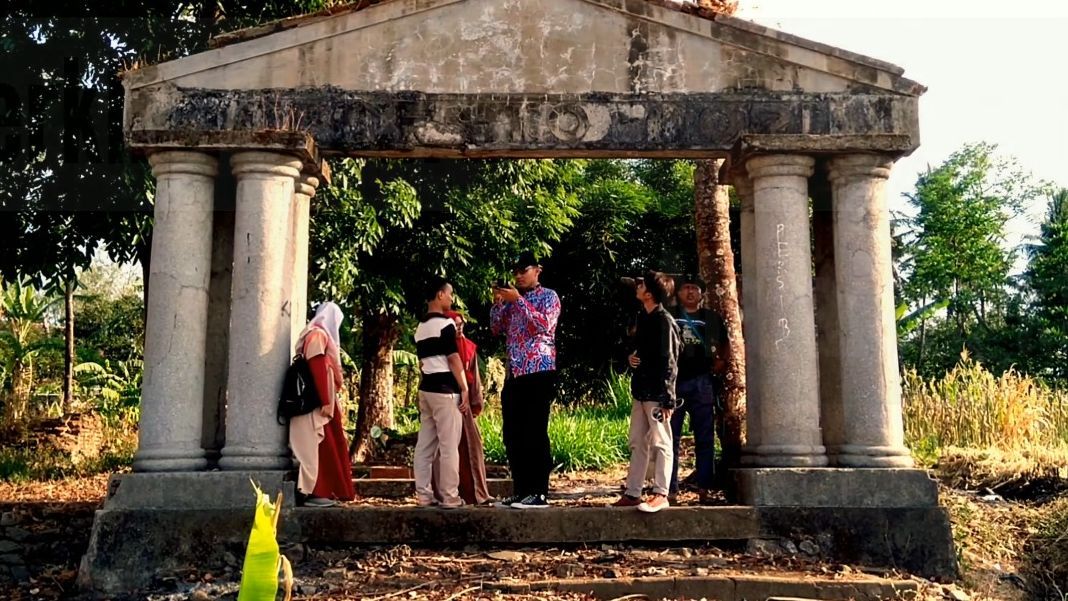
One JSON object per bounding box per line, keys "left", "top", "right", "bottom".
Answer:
{"left": 734, "top": 175, "right": 762, "bottom": 464}
{"left": 218, "top": 151, "right": 302, "bottom": 471}
{"left": 745, "top": 154, "right": 827, "bottom": 467}
{"left": 134, "top": 151, "right": 217, "bottom": 472}
{"left": 828, "top": 155, "right": 912, "bottom": 467}
{"left": 811, "top": 177, "right": 845, "bottom": 463}
{"left": 289, "top": 174, "right": 319, "bottom": 347}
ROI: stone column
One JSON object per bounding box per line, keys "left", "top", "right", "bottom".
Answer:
{"left": 735, "top": 175, "right": 762, "bottom": 464}
{"left": 218, "top": 151, "right": 303, "bottom": 471}
{"left": 289, "top": 174, "right": 319, "bottom": 347}
{"left": 828, "top": 155, "right": 912, "bottom": 467}
{"left": 133, "top": 151, "right": 217, "bottom": 472}
{"left": 745, "top": 154, "right": 827, "bottom": 467}
{"left": 811, "top": 177, "right": 846, "bottom": 463}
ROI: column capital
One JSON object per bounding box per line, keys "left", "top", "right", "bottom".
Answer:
{"left": 230, "top": 151, "right": 303, "bottom": 179}
{"left": 732, "top": 174, "right": 755, "bottom": 212}
{"left": 828, "top": 154, "right": 894, "bottom": 183}
{"left": 148, "top": 150, "right": 218, "bottom": 179}
{"left": 293, "top": 173, "right": 320, "bottom": 199}
{"left": 745, "top": 154, "right": 815, "bottom": 180}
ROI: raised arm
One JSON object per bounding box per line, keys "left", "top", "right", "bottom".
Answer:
{"left": 513, "top": 290, "right": 561, "bottom": 335}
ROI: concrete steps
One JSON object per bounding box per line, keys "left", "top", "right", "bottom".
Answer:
{"left": 82, "top": 471, "right": 957, "bottom": 596}
{"left": 290, "top": 505, "right": 760, "bottom": 545}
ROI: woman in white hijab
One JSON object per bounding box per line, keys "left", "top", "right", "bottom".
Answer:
{"left": 289, "top": 302, "right": 356, "bottom": 506}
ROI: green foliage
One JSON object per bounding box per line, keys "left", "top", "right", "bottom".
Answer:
{"left": 896, "top": 142, "right": 1052, "bottom": 376}
{"left": 0, "top": 2, "right": 328, "bottom": 284}
{"left": 0, "top": 278, "right": 63, "bottom": 423}
{"left": 75, "top": 359, "right": 143, "bottom": 426}
{"left": 549, "top": 159, "right": 698, "bottom": 400}
{"left": 312, "top": 158, "right": 582, "bottom": 320}
{"left": 1023, "top": 188, "right": 1068, "bottom": 381}
{"left": 75, "top": 294, "right": 144, "bottom": 365}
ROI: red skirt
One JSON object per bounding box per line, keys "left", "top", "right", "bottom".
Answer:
{"left": 311, "top": 415, "right": 356, "bottom": 501}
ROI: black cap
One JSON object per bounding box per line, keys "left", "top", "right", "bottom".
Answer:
{"left": 511, "top": 251, "right": 540, "bottom": 272}
{"left": 677, "top": 273, "right": 706, "bottom": 291}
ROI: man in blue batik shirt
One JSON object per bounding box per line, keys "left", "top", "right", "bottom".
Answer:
{"left": 489, "top": 251, "right": 561, "bottom": 509}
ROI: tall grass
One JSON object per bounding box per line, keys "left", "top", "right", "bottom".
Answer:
{"left": 480, "top": 373, "right": 634, "bottom": 471}
{"left": 903, "top": 351, "right": 1068, "bottom": 458}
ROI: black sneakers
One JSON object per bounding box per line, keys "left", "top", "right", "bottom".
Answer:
{"left": 512, "top": 494, "right": 549, "bottom": 509}
{"left": 493, "top": 494, "right": 524, "bottom": 508}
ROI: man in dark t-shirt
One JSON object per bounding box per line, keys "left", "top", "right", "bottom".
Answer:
{"left": 669, "top": 274, "right": 728, "bottom": 503}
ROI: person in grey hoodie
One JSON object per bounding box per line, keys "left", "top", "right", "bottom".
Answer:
{"left": 611, "top": 270, "right": 681, "bottom": 513}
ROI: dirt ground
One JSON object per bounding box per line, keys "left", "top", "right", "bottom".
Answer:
{"left": 0, "top": 467, "right": 1038, "bottom": 601}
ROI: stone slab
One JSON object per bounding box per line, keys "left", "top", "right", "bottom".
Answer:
{"left": 733, "top": 574, "right": 918, "bottom": 600}
{"left": 755, "top": 506, "right": 957, "bottom": 581}
{"left": 80, "top": 502, "right": 955, "bottom": 595}
{"left": 105, "top": 471, "right": 296, "bottom": 510}
{"left": 734, "top": 468, "right": 939, "bottom": 508}
{"left": 292, "top": 506, "right": 761, "bottom": 545}
{"left": 127, "top": 88, "right": 919, "bottom": 158}
{"left": 490, "top": 575, "right": 918, "bottom": 600}
{"left": 354, "top": 478, "right": 513, "bottom": 499}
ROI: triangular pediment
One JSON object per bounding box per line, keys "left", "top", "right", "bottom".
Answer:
{"left": 124, "top": 0, "right": 923, "bottom": 97}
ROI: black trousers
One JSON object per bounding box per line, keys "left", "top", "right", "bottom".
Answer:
{"left": 500, "top": 370, "right": 556, "bottom": 498}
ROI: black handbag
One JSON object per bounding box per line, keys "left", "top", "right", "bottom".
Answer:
{"left": 277, "top": 354, "right": 322, "bottom": 424}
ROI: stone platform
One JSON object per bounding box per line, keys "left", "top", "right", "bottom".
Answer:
{"left": 354, "top": 477, "right": 513, "bottom": 499}
{"left": 79, "top": 470, "right": 957, "bottom": 596}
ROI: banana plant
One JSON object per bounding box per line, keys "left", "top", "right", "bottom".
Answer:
{"left": 0, "top": 278, "right": 62, "bottom": 425}
{"left": 237, "top": 481, "right": 293, "bottom": 601}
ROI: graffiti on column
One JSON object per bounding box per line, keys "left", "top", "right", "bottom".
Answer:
{"left": 774, "top": 223, "right": 791, "bottom": 349}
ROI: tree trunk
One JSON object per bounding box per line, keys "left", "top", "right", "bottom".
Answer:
{"left": 349, "top": 310, "right": 399, "bottom": 462}
{"left": 63, "top": 279, "right": 75, "bottom": 414}
{"left": 694, "top": 159, "right": 746, "bottom": 471}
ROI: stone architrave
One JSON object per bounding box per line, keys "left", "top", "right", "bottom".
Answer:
{"left": 735, "top": 176, "right": 762, "bottom": 464}
{"left": 133, "top": 151, "right": 217, "bottom": 472}
{"left": 828, "top": 154, "right": 912, "bottom": 467}
{"left": 289, "top": 174, "right": 319, "bottom": 347}
{"left": 746, "top": 154, "right": 827, "bottom": 467}
{"left": 218, "top": 151, "right": 303, "bottom": 471}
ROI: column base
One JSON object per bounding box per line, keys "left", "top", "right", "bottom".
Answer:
{"left": 132, "top": 447, "right": 208, "bottom": 472}
{"left": 734, "top": 467, "right": 938, "bottom": 507}
{"left": 833, "top": 444, "right": 914, "bottom": 467}
{"left": 218, "top": 446, "right": 292, "bottom": 471}
{"left": 105, "top": 471, "right": 296, "bottom": 510}
{"left": 746, "top": 444, "right": 829, "bottom": 467}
